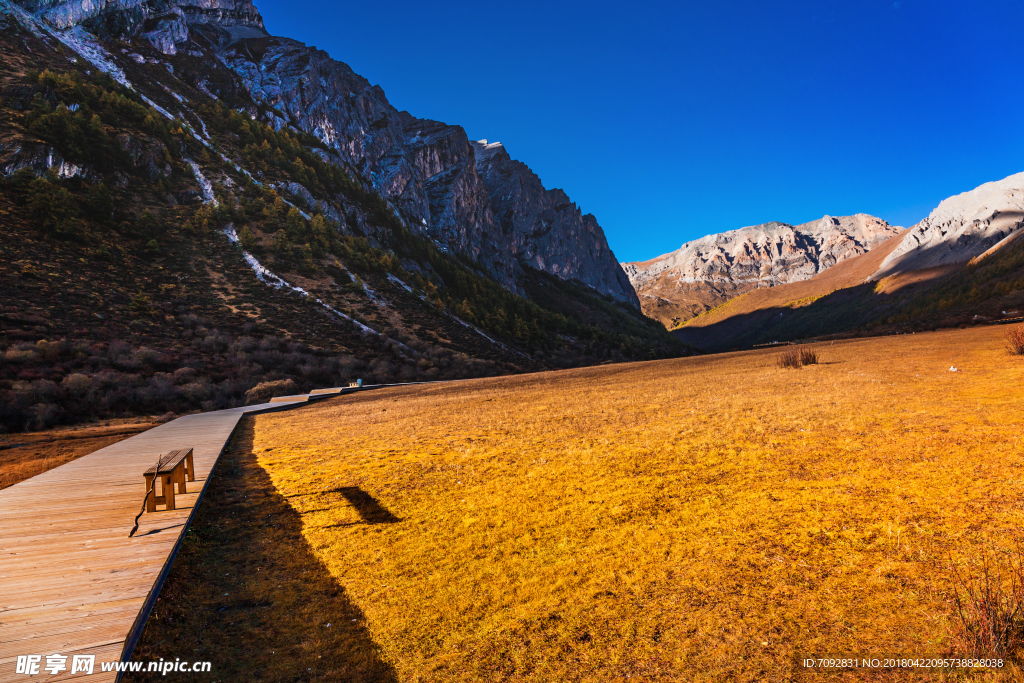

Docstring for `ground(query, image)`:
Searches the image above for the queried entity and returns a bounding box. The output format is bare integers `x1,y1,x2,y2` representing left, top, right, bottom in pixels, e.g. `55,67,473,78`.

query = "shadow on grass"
125,418,399,683
336,487,401,524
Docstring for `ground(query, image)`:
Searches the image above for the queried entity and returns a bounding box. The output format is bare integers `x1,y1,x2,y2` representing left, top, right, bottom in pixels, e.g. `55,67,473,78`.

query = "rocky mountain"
671,172,1024,351
874,171,1024,278
3,0,637,306
0,0,681,431
13,0,264,35
471,139,637,306
622,214,902,328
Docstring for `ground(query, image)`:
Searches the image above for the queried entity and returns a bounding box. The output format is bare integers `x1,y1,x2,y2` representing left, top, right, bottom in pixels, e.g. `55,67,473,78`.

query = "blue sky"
256,0,1024,263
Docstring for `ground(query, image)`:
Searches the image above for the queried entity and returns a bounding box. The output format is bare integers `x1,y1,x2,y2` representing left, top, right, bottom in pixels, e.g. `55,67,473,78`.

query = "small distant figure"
949,366,958,372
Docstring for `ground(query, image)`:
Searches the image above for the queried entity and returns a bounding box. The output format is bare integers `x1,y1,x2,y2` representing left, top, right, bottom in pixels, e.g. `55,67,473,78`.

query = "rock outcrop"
212,35,638,304
873,171,1024,278
471,140,637,305
7,0,639,306
624,214,902,327
18,0,264,32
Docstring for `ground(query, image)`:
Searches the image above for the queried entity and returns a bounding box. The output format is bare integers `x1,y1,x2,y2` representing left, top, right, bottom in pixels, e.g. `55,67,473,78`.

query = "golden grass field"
135,324,1024,682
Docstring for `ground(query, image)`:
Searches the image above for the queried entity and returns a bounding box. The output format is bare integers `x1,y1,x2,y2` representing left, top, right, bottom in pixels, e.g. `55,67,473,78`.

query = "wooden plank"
0,400,313,682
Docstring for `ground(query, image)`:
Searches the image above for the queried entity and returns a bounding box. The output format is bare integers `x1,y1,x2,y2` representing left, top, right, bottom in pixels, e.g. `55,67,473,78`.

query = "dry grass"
777,346,818,369
152,325,1024,681
1006,326,1024,355
0,420,157,489
126,424,398,682
949,548,1024,660
777,347,801,368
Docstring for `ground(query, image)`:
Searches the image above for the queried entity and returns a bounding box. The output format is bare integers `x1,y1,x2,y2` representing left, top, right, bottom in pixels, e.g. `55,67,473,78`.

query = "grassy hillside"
128,325,1024,681
0,22,685,432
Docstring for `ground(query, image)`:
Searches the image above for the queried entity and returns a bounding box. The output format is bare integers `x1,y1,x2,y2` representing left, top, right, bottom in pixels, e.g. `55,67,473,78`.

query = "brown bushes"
948,550,1024,660
777,346,818,368
1006,326,1024,355
777,349,801,368
244,379,298,405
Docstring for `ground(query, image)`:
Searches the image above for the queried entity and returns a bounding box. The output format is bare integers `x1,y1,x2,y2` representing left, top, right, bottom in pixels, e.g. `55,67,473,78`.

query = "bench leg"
163,474,176,511
144,474,157,513
185,451,195,482
175,462,187,495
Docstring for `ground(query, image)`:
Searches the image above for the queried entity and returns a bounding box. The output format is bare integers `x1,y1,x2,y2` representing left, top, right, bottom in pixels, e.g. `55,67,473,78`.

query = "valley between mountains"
2,3,1024,682
1,0,1022,433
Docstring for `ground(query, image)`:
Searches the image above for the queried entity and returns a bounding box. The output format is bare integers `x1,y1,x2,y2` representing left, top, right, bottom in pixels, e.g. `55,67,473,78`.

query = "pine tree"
26,178,81,239
273,230,290,255
129,290,153,315
239,225,257,251
136,210,159,239
285,207,306,239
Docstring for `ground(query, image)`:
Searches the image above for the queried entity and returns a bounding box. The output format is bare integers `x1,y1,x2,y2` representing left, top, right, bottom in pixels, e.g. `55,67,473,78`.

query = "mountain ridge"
5,0,638,306
0,0,682,432
874,171,1024,278
622,213,903,328
670,170,1024,350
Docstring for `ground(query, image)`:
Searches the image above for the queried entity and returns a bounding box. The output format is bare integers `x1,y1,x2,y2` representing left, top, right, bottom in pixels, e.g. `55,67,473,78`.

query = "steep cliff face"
17,0,264,31
471,140,639,307
212,33,637,303
874,171,1024,278
623,214,902,327
8,0,637,305
209,35,521,288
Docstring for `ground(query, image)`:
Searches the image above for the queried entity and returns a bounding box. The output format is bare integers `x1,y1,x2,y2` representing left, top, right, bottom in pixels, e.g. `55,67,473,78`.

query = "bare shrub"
133,347,165,367
179,381,213,403
172,367,197,384
4,346,36,363
799,348,818,366
948,550,1024,659
61,373,93,396
777,348,801,368
28,402,60,430
244,379,298,405
1006,326,1024,356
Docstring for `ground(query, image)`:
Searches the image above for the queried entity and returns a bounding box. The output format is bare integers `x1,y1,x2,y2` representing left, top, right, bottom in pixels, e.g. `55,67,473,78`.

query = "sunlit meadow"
246,326,1024,681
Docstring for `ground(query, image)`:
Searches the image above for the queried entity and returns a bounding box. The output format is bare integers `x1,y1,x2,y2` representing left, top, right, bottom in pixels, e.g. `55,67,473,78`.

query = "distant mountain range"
637,171,1024,350
623,215,902,328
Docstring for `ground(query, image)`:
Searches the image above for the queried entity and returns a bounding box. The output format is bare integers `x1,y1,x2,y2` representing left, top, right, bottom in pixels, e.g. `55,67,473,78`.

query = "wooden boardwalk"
0,400,311,682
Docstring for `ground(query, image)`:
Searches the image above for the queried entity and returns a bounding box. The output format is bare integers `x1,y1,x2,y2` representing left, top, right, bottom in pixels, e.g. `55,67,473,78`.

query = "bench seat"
142,447,195,512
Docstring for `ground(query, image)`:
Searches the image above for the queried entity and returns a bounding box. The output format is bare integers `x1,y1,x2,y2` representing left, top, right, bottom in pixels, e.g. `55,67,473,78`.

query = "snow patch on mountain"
223,225,379,336
186,159,217,206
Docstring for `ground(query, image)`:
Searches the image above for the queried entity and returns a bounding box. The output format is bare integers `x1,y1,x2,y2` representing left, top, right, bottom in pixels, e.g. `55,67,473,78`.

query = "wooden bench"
143,447,195,512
